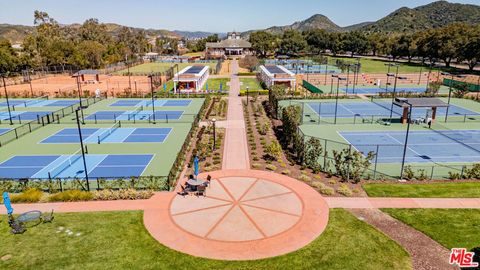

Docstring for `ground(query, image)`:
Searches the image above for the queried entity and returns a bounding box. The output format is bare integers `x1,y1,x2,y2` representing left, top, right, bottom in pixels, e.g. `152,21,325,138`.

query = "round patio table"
187,179,205,186
17,210,42,226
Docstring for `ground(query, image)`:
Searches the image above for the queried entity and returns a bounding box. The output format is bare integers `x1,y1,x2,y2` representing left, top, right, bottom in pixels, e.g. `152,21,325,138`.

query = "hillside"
0,22,180,44
264,14,342,34
0,24,34,44
361,1,480,32
244,1,480,35
173,30,226,39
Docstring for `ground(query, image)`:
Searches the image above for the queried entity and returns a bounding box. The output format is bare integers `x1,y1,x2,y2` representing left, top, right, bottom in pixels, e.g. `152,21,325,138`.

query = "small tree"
239,55,259,72
427,81,441,95
453,84,469,98
305,137,323,173
332,148,375,183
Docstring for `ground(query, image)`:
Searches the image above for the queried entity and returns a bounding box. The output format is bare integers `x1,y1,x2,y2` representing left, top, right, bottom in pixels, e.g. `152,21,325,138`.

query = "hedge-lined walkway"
222,59,250,170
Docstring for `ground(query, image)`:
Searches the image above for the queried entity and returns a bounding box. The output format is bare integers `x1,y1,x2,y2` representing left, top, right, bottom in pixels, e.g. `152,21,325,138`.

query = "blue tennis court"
307,101,479,119
41,127,172,144
110,99,192,107
340,130,480,163
0,154,154,179
0,128,10,135
0,99,79,107
342,86,427,94
85,110,184,121
0,111,53,121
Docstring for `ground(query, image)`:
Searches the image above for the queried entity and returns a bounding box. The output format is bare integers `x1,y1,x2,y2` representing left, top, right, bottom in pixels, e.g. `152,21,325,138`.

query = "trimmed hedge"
239,90,269,96
237,72,257,76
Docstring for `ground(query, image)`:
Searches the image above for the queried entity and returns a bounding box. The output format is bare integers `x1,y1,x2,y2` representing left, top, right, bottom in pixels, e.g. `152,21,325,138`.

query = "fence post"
323,139,328,169
460,166,465,179
430,166,434,180
373,145,379,180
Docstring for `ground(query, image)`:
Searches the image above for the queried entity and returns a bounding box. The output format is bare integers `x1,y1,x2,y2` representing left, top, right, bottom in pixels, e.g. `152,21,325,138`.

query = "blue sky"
1,0,479,32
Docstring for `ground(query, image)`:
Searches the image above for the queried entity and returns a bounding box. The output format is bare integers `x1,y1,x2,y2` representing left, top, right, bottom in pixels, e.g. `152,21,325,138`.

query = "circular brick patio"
143,170,329,260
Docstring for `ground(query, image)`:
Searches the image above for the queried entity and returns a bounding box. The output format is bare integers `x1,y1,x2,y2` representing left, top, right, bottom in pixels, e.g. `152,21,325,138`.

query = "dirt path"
348,209,456,270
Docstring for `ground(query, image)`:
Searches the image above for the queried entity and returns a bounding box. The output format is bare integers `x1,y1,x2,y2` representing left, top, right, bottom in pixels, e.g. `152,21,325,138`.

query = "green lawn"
383,209,480,250
203,78,230,91
240,78,263,91
326,56,440,74
0,209,411,270
363,182,480,198
114,62,218,75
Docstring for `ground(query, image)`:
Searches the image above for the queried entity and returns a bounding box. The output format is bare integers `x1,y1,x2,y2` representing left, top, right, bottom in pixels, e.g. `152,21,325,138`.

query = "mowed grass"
203,78,230,91
0,209,411,270
240,78,263,91
114,62,218,75
363,182,480,198
326,56,438,74
383,209,480,250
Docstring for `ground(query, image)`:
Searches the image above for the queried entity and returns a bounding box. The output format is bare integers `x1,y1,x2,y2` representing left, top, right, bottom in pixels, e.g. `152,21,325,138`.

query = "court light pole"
75,108,90,191
126,54,132,91
400,101,413,180
443,72,463,123
417,66,423,85
75,74,85,124
353,58,360,94
212,118,216,151
324,56,329,85
333,76,346,124
345,64,351,94
2,75,13,125
384,63,396,92
476,75,480,100
389,74,408,122
246,86,249,106
149,74,156,124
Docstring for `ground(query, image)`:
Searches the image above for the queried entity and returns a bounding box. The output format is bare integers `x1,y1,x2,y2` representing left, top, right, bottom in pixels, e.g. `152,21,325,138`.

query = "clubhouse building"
173,65,210,93
259,65,296,89
205,32,254,59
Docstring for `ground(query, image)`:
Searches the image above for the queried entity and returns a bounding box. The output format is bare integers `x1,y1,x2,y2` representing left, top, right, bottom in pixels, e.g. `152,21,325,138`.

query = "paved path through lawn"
326,197,480,209
349,209,456,270
222,60,250,170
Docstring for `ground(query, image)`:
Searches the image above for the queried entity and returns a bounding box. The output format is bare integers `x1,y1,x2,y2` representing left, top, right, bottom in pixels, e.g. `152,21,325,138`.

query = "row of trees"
249,23,480,70
1,11,155,73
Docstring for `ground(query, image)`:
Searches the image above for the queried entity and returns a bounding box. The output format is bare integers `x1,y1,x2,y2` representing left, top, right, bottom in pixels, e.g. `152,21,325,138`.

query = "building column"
431,107,437,122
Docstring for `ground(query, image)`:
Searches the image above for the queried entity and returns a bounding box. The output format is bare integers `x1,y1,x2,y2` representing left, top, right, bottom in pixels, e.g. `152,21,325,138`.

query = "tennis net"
145,99,153,107
128,106,143,120
24,95,49,107
97,121,121,144
49,149,82,178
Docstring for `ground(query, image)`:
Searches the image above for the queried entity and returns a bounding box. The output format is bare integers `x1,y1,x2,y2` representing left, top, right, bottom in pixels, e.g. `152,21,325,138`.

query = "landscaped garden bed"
243,94,364,197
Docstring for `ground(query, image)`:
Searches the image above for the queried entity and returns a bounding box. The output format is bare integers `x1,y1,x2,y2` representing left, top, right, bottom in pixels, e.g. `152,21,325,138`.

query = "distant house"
143,52,159,61
205,32,253,59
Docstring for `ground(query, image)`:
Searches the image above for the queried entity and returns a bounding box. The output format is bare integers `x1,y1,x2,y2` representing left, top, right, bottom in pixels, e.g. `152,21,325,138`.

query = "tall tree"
279,30,307,56
342,31,369,57
249,31,276,57
303,29,330,55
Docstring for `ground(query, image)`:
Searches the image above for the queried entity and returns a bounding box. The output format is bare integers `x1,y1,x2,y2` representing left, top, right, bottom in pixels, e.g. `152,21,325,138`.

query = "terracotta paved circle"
143,169,329,260
170,176,303,242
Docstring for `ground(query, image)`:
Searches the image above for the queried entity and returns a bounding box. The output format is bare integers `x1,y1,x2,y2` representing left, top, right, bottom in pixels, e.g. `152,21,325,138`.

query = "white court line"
386,134,423,157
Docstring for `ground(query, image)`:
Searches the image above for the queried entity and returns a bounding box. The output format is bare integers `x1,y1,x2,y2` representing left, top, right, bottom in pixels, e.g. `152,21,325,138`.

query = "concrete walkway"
3,196,479,215
349,209,455,270
326,197,480,209
222,60,250,170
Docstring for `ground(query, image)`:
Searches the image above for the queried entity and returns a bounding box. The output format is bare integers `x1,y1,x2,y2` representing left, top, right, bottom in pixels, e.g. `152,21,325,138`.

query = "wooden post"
402,107,408,124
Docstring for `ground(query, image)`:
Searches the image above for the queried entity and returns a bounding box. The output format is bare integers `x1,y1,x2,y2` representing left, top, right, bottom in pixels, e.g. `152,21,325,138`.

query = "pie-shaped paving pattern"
170,177,303,242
